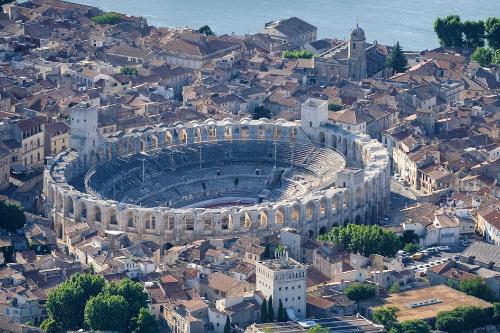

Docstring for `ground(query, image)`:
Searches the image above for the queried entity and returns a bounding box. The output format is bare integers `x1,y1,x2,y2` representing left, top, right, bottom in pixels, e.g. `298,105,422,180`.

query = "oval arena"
43,100,390,247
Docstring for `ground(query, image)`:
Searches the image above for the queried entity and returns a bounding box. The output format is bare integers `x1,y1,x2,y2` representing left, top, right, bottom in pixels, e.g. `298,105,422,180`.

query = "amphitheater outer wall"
43,117,390,246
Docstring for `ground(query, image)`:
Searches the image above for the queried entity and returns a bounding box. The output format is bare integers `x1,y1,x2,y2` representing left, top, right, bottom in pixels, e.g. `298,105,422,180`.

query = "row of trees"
372,306,431,333
454,276,493,301
344,283,377,302
282,50,314,59
434,16,499,49
260,296,288,323
41,273,157,333
0,200,26,232
120,66,139,76
434,16,500,67
317,224,401,257
373,304,500,333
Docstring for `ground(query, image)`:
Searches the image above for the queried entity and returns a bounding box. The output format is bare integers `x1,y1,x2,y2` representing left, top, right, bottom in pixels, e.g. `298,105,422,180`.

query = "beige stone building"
0,144,10,191
14,116,45,171
44,121,69,157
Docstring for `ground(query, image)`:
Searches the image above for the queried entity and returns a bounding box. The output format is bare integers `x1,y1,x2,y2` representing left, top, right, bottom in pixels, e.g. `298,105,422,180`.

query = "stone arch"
240,211,252,229
93,206,102,223
241,126,249,140
331,135,338,149
97,145,106,162
78,201,87,221
208,126,216,141
258,210,268,227
203,214,213,232
107,144,113,160
258,126,266,139
343,190,351,208
126,211,135,228
319,226,328,235
224,126,232,140
306,201,314,221
145,213,155,230
179,128,188,144
194,127,202,143
308,229,314,238
165,131,173,144
274,126,282,141
340,137,348,155
66,196,74,216
220,213,231,230
109,209,117,225
319,132,326,147
140,138,146,152
319,198,327,217
164,214,174,230
291,205,300,223
276,207,285,225
332,194,340,214
183,214,195,231
151,135,159,149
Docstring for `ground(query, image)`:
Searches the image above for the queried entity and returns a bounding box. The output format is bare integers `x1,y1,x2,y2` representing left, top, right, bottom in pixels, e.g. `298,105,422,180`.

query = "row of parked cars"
411,256,460,276
398,245,451,261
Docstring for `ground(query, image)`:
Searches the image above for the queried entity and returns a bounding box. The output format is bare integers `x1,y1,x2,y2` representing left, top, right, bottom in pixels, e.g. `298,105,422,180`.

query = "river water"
70,0,498,50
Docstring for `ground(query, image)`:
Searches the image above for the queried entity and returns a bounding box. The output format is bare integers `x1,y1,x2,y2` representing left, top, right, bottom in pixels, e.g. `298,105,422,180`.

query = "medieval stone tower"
348,25,367,81
69,102,100,168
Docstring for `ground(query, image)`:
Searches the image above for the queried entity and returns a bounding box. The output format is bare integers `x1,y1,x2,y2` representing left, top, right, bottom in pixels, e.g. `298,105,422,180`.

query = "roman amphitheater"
43,99,390,247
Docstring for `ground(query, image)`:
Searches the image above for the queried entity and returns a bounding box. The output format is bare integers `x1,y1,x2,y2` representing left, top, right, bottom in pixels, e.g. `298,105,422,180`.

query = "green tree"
318,224,401,257
91,12,122,25
390,320,430,333
120,66,138,76
40,318,61,333
46,273,105,330
403,242,419,254
252,105,271,120
344,283,376,302
328,103,342,112
433,15,464,47
485,17,500,49
493,49,500,65
387,42,408,74
389,282,400,294
435,314,464,333
268,296,274,322
131,308,158,333
224,316,231,333
372,306,399,329
459,277,492,301
198,25,214,36
282,50,314,59
494,302,500,322
84,293,129,331
400,230,419,246
463,20,485,49
307,325,329,333
277,299,285,322
472,47,494,67
104,278,148,320
260,299,268,323
0,200,26,232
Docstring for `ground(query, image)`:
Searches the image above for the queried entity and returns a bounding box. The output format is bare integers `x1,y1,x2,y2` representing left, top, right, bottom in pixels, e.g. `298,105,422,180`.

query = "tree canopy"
463,20,485,49
260,298,268,322
318,224,401,257
268,296,274,322
387,42,408,74
372,306,399,329
485,18,500,49
459,277,492,301
120,66,138,76
131,308,158,333
46,274,155,332
0,200,26,232
434,15,464,48
282,50,314,59
198,25,214,36
436,306,493,333
252,105,271,120
344,283,376,302
46,273,106,330
389,320,431,333
84,293,129,331
307,325,329,333
91,12,122,25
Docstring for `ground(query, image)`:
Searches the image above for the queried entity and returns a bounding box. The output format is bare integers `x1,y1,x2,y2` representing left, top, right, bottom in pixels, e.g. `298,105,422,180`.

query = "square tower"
255,250,307,319
300,99,328,135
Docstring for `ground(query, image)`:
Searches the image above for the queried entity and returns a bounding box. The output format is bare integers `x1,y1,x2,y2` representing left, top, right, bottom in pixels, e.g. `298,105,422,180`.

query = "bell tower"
348,25,367,81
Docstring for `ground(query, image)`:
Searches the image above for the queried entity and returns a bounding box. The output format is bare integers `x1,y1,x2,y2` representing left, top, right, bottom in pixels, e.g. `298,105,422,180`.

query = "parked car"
437,246,450,251
410,253,423,260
